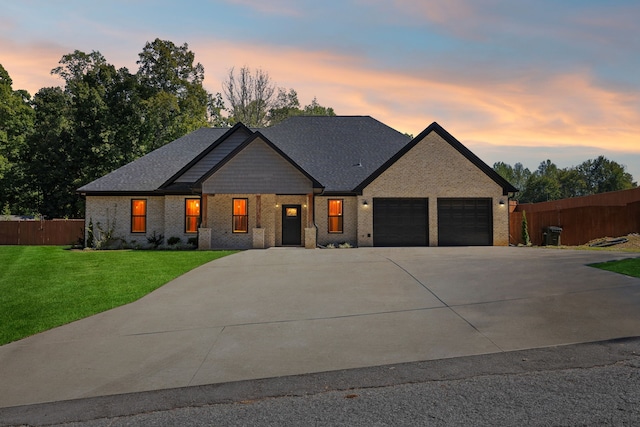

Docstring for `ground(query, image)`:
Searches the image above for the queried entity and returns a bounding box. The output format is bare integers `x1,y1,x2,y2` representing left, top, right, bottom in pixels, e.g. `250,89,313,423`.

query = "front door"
282,205,302,245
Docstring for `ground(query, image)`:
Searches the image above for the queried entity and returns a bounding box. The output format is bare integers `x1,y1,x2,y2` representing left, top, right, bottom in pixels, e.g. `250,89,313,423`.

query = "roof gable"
161,123,253,189
355,122,518,195
202,134,322,194
196,132,324,188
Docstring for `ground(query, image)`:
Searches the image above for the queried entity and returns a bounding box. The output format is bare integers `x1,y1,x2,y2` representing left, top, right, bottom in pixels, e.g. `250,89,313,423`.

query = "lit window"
185,199,200,233
286,207,298,217
131,199,147,233
233,198,248,233
328,199,343,233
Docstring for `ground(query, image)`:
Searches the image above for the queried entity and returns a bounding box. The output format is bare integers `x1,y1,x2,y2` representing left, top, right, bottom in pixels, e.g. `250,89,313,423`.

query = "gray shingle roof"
262,116,410,192
77,128,228,193
78,116,516,196
79,116,410,194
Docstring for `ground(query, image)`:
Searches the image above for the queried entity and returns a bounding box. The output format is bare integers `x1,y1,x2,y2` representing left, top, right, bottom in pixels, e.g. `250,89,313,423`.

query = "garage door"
373,198,428,246
438,198,492,246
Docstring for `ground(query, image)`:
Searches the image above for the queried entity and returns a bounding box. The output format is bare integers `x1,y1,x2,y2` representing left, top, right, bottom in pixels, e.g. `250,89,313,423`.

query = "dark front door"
282,204,302,245
373,198,428,246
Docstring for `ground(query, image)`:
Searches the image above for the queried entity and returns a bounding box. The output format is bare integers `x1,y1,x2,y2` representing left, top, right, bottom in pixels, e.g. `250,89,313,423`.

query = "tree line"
2,37,636,218
493,158,637,203
0,38,334,218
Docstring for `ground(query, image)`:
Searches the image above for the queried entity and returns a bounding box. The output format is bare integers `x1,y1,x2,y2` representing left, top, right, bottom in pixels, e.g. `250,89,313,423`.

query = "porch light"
362,200,369,207
499,199,505,206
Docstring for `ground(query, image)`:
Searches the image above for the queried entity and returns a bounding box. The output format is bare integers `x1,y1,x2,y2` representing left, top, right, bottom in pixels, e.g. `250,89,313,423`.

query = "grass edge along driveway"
0,246,236,346
592,257,640,279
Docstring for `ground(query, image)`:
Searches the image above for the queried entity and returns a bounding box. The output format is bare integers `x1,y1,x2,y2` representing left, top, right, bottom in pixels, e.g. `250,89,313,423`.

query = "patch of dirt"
581,233,640,251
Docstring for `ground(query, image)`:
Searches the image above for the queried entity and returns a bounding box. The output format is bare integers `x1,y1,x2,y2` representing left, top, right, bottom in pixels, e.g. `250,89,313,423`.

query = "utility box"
542,226,563,246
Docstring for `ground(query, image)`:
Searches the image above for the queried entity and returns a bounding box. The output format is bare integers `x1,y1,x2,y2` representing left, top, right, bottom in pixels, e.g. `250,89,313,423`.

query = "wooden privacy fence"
0,219,85,245
510,187,640,246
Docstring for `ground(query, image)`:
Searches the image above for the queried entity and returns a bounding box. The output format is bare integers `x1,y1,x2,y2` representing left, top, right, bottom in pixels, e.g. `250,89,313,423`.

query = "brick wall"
85,195,204,247
163,195,200,244
314,196,358,246
204,193,309,249
208,194,254,249
359,132,509,246
85,195,166,247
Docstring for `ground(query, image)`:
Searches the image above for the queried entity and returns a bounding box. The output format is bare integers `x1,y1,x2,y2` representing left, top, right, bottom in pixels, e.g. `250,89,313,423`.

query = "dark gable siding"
175,129,252,183
202,139,313,194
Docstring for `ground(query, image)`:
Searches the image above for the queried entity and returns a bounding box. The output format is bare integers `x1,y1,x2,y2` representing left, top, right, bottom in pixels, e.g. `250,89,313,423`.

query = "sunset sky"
2,0,639,181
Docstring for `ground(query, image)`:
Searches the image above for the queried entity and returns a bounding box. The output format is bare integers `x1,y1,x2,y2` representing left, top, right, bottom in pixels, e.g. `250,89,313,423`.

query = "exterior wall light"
363,200,369,207
499,199,505,206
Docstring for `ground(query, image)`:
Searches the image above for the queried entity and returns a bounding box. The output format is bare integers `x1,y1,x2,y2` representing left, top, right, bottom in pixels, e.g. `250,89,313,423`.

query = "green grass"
0,246,237,345
592,257,640,278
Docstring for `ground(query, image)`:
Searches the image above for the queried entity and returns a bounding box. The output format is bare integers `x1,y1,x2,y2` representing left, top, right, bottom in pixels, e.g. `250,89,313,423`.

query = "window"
328,199,343,233
131,199,147,233
286,207,298,217
232,198,248,233
185,199,200,233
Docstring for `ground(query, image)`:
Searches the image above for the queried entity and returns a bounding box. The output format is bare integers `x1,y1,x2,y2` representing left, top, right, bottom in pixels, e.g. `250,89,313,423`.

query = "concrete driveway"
1,247,639,408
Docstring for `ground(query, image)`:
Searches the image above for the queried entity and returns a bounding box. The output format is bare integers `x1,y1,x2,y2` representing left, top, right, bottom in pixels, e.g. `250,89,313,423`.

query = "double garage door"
373,198,492,246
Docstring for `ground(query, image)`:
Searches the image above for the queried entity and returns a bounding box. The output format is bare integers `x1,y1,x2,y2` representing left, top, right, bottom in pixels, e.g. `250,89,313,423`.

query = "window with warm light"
131,199,147,233
185,199,200,233
328,199,343,233
232,198,248,233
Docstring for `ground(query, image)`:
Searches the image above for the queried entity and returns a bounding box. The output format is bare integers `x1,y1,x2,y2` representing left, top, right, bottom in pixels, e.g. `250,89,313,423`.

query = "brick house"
78,116,517,249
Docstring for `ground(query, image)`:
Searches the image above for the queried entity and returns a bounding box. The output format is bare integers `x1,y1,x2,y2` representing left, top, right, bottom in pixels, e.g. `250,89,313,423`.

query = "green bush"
167,236,181,246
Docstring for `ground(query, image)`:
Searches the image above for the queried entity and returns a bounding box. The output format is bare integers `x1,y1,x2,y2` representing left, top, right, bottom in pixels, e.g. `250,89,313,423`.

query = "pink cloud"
192,38,640,155
2,33,638,162
0,39,66,94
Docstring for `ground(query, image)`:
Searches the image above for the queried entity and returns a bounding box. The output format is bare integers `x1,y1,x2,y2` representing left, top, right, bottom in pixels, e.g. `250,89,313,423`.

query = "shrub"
167,236,181,246
521,210,531,246
147,231,165,249
86,218,94,248
94,219,119,250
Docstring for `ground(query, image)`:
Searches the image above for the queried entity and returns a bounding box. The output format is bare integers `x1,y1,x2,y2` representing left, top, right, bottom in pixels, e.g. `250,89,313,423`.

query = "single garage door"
438,198,492,246
373,198,428,246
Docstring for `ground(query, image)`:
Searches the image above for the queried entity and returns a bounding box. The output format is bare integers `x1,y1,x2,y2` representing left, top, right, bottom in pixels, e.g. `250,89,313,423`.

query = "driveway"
1,247,639,408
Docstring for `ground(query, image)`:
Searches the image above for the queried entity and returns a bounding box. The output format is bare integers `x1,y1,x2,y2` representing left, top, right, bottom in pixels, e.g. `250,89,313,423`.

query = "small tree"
521,210,531,246
86,218,94,248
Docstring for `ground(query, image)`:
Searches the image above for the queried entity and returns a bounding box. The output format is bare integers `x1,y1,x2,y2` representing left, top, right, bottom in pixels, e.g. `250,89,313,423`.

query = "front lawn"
592,257,640,278
0,246,236,345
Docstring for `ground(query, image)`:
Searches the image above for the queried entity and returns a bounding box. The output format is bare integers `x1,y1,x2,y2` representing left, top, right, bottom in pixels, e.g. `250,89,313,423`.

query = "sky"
2,0,639,182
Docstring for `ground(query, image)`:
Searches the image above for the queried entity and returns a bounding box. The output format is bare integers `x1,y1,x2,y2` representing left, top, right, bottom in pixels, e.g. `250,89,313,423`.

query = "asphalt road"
4,337,640,426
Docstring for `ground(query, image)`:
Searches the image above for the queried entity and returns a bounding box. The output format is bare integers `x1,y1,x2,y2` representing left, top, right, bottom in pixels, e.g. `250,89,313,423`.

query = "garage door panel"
374,198,428,247
438,198,492,246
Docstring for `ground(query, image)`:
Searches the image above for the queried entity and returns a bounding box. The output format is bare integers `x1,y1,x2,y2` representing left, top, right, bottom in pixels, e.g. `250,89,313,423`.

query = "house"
78,116,517,249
